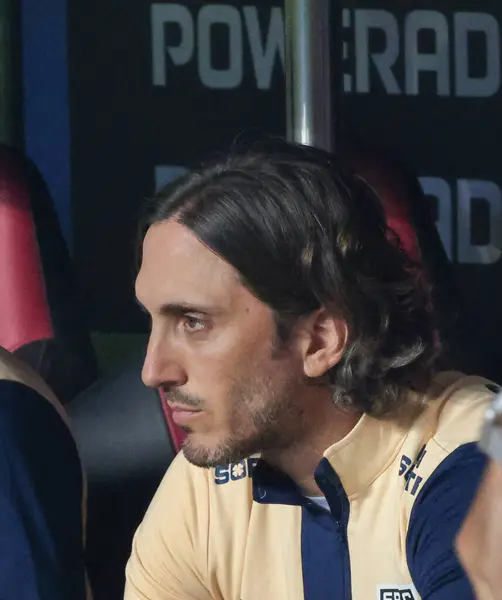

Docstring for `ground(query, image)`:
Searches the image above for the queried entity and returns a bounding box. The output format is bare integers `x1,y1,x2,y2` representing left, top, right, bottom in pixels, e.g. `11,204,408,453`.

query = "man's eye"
183,316,205,333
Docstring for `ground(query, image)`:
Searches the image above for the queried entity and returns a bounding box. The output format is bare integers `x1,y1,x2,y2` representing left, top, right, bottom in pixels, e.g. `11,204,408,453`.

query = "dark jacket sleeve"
0,380,86,600
406,442,487,600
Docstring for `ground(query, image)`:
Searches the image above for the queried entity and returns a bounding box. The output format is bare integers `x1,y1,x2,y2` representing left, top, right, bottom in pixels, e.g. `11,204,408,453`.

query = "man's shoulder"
388,372,492,501
0,346,50,394
396,371,494,516
400,374,496,595
0,347,79,458
425,370,496,455
0,346,69,424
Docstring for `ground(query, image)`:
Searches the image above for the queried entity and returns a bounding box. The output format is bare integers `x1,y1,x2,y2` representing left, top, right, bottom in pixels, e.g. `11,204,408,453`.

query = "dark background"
67,1,502,376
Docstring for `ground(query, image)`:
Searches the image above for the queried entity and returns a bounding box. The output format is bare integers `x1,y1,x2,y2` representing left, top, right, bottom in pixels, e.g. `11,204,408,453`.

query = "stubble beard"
181,371,306,469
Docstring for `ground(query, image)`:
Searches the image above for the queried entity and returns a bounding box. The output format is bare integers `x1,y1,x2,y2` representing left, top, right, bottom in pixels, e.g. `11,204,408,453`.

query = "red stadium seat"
350,148,474,373
0,145,98,403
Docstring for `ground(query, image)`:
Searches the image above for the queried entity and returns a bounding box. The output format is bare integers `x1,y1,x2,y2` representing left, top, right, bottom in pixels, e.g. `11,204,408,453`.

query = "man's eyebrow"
135,298,223,316
159,302,222,316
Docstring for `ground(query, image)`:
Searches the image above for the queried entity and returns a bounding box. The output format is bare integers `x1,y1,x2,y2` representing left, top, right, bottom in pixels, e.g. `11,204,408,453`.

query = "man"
126,140,493,600
0,345,88,599
456,392,502,599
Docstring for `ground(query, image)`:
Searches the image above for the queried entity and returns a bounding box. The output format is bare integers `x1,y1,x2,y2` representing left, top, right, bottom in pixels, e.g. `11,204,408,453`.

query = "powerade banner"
68,2,501,378
68,0,285,334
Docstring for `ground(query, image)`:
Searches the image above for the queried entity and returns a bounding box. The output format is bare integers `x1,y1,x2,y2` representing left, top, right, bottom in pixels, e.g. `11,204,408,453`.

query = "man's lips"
169,404,201,413
169,405,203,426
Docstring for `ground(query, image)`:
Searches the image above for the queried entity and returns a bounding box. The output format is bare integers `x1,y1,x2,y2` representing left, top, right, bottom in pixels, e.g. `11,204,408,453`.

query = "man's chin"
181,435,250,469
181,445,227,469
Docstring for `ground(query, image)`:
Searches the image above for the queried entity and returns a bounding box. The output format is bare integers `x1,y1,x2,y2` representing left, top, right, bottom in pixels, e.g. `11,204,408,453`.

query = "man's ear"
297,308,348,379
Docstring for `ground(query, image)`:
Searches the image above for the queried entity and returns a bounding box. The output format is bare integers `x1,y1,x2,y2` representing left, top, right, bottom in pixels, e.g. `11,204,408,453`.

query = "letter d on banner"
455,13,500,98
457,179,502,264
419,177,453,261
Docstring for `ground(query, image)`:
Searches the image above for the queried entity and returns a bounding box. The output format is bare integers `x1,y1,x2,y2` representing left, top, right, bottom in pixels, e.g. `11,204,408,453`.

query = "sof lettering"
151,3,284,89
214,457,259,485
399,445,427,496
342,9,501,97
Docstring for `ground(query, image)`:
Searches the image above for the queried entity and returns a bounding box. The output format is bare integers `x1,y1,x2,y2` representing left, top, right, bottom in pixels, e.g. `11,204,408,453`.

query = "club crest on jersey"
377,584,418,600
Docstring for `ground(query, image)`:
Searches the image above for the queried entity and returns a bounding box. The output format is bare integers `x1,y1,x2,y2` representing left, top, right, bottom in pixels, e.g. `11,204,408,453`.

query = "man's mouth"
169,405,203,426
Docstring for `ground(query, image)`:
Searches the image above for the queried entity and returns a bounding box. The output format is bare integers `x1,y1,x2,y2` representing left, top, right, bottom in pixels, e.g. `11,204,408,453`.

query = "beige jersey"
126,372,494,600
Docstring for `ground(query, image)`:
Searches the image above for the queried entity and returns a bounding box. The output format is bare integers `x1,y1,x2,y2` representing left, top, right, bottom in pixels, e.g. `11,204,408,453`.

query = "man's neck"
264,390,362,496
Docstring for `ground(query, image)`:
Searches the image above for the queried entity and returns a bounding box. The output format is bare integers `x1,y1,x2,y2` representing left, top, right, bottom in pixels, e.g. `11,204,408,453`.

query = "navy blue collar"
251,457,347,516
251,459,301,506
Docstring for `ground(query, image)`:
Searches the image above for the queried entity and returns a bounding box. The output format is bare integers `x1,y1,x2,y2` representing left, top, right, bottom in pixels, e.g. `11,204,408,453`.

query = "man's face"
135,220,309,468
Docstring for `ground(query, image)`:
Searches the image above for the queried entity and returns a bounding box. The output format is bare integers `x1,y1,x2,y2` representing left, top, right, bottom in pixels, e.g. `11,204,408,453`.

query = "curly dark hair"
141,138,439,419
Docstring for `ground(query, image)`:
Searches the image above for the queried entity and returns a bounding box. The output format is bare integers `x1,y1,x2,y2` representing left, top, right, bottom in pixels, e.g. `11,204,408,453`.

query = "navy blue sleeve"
406,442,487,600
0,380,86,600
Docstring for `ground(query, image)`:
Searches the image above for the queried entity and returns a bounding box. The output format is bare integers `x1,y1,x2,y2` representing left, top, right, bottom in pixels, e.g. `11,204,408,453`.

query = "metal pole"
285,0,335,153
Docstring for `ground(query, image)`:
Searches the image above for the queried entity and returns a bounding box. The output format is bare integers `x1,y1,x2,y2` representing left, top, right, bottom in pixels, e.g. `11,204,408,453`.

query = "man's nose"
141,335,187,389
